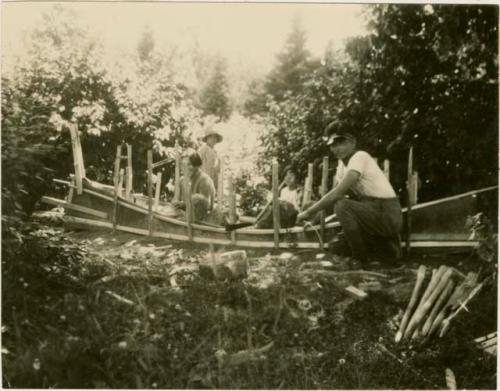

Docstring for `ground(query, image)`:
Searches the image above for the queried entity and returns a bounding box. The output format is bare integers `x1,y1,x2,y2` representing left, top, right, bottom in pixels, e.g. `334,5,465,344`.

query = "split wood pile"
395,265,485,342
474,332,497,356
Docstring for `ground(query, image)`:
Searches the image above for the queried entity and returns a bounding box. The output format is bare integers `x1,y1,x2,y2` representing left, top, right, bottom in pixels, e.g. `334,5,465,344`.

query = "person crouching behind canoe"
296,124,403,264
175,152,216,221
280,166,303,211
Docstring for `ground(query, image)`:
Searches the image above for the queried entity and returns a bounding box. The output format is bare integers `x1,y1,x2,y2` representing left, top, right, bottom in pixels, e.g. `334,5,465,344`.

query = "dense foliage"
254,4,498,202
1,6,202,220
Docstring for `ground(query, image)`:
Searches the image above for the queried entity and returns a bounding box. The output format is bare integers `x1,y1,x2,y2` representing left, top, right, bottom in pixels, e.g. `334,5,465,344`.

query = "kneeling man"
297,124,402,263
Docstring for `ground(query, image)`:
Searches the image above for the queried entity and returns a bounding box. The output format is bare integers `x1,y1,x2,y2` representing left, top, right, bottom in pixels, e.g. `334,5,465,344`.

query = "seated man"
175,152,216,221
297,123,403,264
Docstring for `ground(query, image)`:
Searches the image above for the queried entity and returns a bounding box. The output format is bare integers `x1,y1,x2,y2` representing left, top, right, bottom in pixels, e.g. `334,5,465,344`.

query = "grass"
1,224,497,389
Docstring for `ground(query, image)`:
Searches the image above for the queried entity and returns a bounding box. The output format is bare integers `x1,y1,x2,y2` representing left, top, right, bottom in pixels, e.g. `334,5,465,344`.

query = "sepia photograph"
1,1,498,389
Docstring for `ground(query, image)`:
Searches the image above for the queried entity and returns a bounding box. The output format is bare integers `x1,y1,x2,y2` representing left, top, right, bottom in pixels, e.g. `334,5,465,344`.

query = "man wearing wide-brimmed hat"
198,125,223,189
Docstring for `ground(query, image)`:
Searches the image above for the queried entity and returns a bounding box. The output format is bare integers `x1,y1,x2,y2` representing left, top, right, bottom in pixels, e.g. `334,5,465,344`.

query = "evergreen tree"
265,15,320,103
137,29,155,62
199,57,233,122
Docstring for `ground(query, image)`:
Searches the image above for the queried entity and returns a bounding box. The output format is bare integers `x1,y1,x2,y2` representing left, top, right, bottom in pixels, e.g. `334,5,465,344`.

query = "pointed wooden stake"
174,143,181,202
302,163,314,205
406,146,414,255
68,124,84,195
228,175,237,244
320,156,329,250
217,156,225,213
125,144,133,200
112,145,122,231
183,159,193,240
272,159,280,248
147,150,154,236
154,171,162,210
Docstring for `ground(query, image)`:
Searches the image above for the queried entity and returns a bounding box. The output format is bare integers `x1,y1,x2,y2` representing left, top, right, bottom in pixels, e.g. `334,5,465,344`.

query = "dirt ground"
3,224,497,389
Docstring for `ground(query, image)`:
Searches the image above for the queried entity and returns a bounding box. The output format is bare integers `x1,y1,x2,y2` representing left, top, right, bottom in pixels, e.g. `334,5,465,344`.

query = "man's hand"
296,210,310,224
173,201,186,210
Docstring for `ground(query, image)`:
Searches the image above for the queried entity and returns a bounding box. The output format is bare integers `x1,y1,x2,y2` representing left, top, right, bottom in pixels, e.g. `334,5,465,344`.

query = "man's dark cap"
323,122,356,146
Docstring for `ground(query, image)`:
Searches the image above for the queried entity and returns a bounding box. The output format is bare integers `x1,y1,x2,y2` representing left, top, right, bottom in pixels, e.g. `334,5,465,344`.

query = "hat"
323,133,356,146
323,122,355,146
202,126,223,143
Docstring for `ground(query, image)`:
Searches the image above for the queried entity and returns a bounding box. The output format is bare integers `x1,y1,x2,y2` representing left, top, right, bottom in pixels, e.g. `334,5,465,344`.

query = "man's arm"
297,170,360,222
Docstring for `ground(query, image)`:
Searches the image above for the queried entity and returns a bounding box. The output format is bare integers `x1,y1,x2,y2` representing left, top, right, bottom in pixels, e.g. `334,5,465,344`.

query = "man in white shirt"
297,124,402,264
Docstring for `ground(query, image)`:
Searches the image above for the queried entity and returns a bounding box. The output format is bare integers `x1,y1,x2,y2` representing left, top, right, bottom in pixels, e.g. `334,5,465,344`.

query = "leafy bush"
233,170,268,216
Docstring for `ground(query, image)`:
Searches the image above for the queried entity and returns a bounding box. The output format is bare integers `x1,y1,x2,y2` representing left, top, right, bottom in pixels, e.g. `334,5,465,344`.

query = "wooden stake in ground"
174,143,181,202
272,159,280,248
395,265,426,343
183,159,193,240
112,145,122,231
154,171,162,210
69,123,85,195
320,156,329,250
302,163,314,206
405,146,414,255
228,175,237,244
147,150,154,236
125,144,133,200
217,156,224,213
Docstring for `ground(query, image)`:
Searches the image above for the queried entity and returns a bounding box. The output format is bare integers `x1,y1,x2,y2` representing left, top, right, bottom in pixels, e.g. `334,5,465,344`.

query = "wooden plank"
320,156,329,250
182,159,193,240
68,124,83,195
41,196,108,219
384,159,390,179
112,145,122,231
147,150,154,236
118,168,125,198
217,156,224,213
174,145,181,202
406,146,413,255
66,174,75,203
302,163,314,205
154,171,162,209
228,175,237,244
125,144,133,200
409,171,418,205
74,125,86,178
272,159,280,248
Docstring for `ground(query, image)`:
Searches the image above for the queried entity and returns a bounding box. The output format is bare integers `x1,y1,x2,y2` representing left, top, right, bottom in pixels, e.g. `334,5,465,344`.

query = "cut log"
404,266,452,340
421,278,455,337
395,265,426,343
199,250,248,281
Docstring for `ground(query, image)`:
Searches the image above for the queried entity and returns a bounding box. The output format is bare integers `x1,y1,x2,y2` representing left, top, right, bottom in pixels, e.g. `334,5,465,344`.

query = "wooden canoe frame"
42,125,497,252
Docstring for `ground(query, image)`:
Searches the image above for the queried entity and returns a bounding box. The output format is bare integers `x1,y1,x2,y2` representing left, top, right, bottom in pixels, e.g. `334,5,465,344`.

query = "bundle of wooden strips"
474,332,496,356
395,265,483,342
